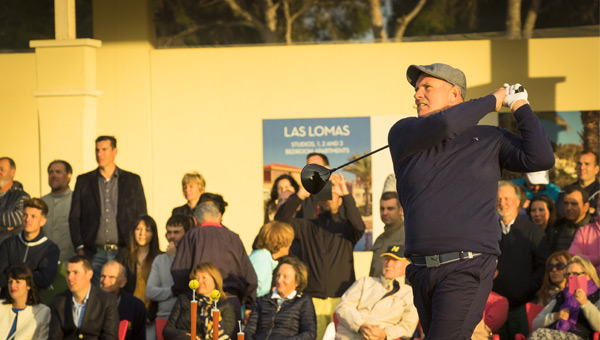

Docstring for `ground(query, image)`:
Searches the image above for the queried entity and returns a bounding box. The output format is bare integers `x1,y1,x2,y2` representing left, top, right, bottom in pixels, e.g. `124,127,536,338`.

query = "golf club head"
301,164,332,194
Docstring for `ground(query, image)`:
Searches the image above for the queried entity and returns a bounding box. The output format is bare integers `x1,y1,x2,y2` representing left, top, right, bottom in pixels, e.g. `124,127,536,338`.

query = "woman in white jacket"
0,266,50,340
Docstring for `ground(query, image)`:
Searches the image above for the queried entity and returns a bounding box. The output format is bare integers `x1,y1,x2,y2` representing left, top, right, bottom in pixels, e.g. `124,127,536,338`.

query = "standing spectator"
275,173,365,339
0,157,30,244
369,192,404,277
0,266,50,340
164,262,235,340
551,187,592,252
117,215,162,328
69,135,147,285
48,255,119,339
494,181,549,339
336,244,418,340
42,160,75,263
527,195,557,235
569,199,600,273
171,172,206,219
0,198,59,291
171,203,257,324
244,256,316,340
537,250,572,307
100,261,147,340
249,221,294,297
146,214,192,321
556,150,600,218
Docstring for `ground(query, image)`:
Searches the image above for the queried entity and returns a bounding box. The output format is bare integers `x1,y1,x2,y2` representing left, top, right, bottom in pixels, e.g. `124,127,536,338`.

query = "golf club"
300,145,389,194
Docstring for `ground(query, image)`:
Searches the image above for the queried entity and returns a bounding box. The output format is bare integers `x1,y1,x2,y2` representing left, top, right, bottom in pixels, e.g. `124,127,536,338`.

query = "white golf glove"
502,83,529,110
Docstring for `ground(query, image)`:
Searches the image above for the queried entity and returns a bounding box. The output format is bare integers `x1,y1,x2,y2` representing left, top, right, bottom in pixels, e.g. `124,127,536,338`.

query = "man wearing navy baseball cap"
336,244,418,340
388,63,554,339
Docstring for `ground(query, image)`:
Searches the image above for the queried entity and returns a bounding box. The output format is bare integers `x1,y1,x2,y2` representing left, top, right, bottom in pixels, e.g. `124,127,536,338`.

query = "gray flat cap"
407,63,467,100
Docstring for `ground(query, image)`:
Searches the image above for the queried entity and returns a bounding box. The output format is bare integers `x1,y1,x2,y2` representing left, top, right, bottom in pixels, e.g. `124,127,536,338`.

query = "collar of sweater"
18,231,48,246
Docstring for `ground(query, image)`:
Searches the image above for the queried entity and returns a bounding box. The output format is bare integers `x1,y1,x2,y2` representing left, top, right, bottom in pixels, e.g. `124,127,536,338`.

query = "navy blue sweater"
388,95,555,256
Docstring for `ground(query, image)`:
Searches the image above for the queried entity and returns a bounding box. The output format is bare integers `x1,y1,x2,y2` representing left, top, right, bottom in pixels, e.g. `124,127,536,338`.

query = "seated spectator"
163,262,235,340
550,187,593,252
569,199,600,274
249,221,294,297
172,171,206,219
146,214,193,321
0,266,50,340
335,244,418,340
530,256,600,340
494,181,549,339
244,256,316,340
264,175,299,223
513,170,560,207
0,198,59,291
0,157,30,244
48,255,119,339
117,215,162,317
171,202,257,324
537,250,573,307
100,261,146,340
527,194,557,235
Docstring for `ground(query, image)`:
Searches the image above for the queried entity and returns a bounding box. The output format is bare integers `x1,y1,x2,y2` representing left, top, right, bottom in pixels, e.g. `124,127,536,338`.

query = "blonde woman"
164,263,235,340
530,256,600,340
249,221,295,297
172,171,206,218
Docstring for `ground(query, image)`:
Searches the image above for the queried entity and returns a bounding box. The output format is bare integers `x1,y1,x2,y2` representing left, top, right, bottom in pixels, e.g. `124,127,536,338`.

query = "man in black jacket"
49,255,119,340
275,173,365,340
69,136,147,285
493,181,548,339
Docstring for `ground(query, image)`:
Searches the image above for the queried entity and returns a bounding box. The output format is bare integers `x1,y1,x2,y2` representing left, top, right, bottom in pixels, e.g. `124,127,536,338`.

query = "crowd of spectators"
0,137,598,340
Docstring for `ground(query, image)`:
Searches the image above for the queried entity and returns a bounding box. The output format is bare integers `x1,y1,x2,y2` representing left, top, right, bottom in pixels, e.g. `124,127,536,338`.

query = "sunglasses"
547,262,567,271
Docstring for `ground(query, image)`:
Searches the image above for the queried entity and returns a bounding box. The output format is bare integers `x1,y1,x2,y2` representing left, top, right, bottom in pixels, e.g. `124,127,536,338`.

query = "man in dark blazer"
49,255,119,340
69,135,147,285
493,181,549,340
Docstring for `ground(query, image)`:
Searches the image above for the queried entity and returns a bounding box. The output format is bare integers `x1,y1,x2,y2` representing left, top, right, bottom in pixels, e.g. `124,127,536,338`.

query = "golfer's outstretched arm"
389,94,497,163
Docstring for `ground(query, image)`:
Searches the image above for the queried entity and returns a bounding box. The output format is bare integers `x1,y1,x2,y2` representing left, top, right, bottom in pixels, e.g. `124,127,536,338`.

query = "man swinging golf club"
388,63,554,339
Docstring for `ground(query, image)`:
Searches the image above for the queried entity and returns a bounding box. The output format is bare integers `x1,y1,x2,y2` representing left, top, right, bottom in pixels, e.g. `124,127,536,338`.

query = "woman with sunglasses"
537,250,573,306
530,256,600,340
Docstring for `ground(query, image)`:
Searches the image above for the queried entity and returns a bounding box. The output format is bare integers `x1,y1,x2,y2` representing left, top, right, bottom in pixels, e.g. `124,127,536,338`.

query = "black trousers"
406,253,497,340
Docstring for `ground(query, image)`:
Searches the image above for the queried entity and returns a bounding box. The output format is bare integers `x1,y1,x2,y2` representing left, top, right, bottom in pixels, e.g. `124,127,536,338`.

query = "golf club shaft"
330,145,389,173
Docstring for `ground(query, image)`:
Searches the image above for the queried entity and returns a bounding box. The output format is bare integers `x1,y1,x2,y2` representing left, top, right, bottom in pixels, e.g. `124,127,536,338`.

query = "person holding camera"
275,173,365,340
